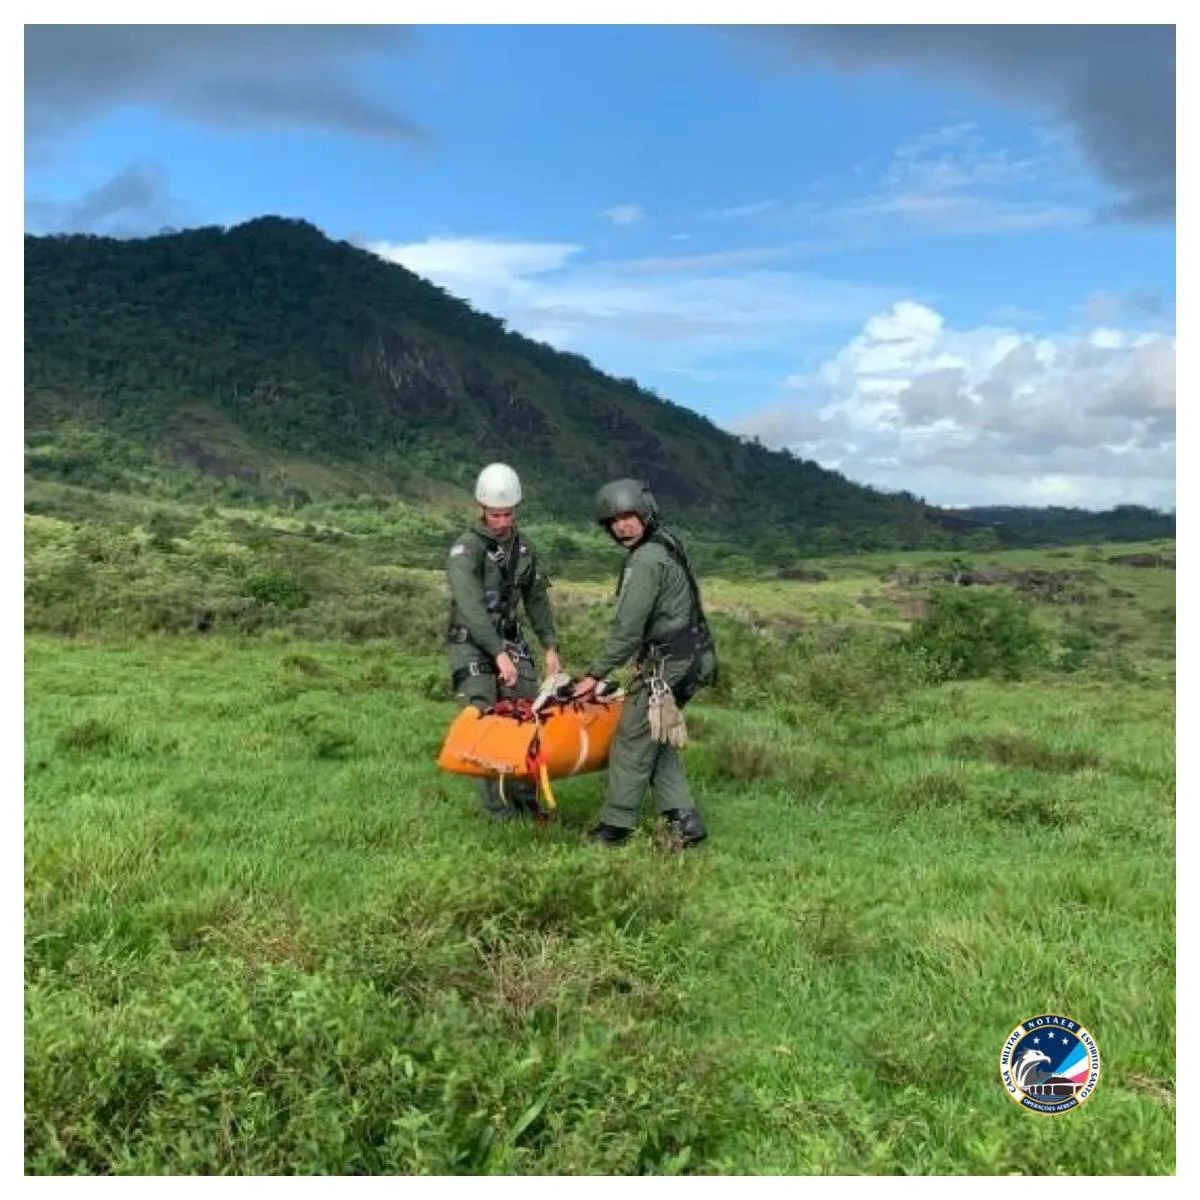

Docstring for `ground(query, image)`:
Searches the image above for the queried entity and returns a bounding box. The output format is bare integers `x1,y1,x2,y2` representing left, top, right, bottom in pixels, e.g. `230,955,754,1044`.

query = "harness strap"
446,530,529,642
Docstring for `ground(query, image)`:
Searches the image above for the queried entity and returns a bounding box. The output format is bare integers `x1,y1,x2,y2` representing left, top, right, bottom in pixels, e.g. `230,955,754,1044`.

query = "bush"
904,585,1045,681
146,510,197,551
241,571,310,611
1054,623,1102,673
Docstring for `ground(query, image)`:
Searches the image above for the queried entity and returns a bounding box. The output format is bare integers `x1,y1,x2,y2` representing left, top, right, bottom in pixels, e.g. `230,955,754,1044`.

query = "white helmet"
474,462,522,507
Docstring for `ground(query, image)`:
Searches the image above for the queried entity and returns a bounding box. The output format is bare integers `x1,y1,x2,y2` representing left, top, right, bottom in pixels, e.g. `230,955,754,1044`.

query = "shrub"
241,571,310,611
904,586,1045,681
1054,623,1102,673
145,510,196,551
795,630,934,713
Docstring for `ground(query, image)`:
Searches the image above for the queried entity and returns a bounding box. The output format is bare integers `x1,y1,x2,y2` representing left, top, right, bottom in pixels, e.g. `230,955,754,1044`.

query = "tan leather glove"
648,685,688,748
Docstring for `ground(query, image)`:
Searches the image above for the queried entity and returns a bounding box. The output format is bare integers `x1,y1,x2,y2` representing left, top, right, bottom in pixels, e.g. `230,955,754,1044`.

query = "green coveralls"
584,538,706,831
445,522,558,819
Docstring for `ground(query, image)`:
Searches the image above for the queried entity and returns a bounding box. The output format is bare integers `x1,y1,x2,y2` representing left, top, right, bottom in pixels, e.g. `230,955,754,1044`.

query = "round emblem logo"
1000,1013,1100,1114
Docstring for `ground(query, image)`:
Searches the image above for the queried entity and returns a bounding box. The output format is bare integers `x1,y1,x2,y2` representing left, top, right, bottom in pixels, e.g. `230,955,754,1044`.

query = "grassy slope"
24,541,1175,1174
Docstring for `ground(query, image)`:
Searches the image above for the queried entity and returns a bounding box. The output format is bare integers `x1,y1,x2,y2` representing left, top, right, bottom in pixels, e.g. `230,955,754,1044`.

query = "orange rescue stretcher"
436,683,624,818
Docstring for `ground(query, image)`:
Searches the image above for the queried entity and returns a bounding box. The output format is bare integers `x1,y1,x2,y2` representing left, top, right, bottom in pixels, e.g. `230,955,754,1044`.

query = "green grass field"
24,528,1176,1174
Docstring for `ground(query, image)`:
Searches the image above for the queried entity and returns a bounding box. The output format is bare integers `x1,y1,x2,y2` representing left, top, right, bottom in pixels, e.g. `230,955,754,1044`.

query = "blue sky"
23,22,1177,509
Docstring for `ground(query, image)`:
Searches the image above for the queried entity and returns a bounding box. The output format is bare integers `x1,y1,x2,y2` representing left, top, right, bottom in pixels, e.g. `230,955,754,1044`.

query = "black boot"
589,822,632,846
663,809,707,847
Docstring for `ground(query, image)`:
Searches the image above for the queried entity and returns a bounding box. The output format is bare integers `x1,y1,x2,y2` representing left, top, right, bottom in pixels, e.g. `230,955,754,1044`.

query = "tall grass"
25,626,1174,1173
24,493,1175,1173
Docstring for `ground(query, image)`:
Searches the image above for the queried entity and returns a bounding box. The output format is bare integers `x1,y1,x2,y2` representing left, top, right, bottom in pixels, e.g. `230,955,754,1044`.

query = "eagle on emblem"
1014,1048,1054,1089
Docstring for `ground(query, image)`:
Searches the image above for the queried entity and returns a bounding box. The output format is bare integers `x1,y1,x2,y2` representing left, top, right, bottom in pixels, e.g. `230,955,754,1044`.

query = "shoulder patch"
449,543,468,558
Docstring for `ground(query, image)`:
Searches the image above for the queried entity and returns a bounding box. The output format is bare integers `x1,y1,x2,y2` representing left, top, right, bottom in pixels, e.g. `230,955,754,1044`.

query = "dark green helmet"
594,478,658,526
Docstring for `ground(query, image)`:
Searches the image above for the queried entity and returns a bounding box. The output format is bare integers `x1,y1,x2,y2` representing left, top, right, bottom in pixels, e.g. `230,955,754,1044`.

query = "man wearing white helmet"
445,463,562,820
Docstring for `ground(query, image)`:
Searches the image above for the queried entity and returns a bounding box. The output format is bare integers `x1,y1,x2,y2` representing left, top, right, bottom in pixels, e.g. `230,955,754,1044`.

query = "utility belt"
447,618,522,645
638,624,713,707
448,623,533,693
640,624,711,665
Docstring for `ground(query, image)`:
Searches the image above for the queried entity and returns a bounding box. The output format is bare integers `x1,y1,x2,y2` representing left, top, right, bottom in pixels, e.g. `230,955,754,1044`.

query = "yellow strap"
537,763,558,812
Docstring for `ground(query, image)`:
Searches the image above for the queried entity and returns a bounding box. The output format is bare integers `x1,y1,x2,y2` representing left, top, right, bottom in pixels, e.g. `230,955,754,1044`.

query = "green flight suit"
584,536,711,831
445,522,558,819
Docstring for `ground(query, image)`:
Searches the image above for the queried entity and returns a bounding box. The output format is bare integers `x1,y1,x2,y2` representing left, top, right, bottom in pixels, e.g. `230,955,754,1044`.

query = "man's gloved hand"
532,671,573,714
495,651,518,687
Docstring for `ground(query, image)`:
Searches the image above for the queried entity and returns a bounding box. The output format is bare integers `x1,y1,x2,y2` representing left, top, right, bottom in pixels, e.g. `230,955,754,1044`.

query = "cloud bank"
25,25,425,156
739,25,1175,223
736,300,1175,509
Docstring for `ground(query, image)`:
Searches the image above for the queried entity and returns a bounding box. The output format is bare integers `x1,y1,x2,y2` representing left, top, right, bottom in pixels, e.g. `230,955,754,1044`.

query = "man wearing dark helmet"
572,478,717,847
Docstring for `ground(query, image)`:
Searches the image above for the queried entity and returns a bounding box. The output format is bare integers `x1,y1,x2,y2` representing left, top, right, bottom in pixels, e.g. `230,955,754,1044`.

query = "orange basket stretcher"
435,685,624,817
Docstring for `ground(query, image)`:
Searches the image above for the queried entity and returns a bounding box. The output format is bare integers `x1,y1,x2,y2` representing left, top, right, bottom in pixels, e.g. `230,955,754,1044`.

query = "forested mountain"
24,216,1174,552
953,505,1175,545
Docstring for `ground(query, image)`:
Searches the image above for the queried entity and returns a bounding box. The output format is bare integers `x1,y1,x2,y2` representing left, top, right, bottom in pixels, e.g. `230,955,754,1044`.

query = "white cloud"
370,236,582,289
367,235,903,362
990,304,1042,325
614,245,800,274
601,204,645,226
805,122,1090,240
1083,287,1169,324
702,199,777,220
888,123,1046,190
735,300,1176,509
1088,327,1125,350
655,366,722,383
852,191,1082,235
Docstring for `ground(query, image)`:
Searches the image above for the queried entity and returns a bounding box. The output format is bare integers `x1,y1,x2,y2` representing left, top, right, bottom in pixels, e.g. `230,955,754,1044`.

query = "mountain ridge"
23,216,1174,552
